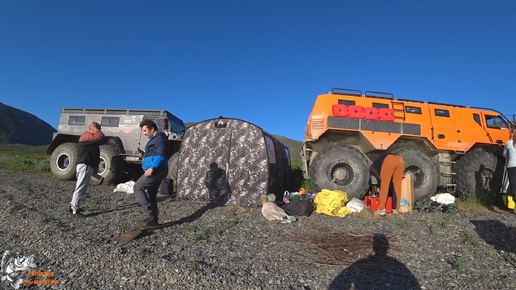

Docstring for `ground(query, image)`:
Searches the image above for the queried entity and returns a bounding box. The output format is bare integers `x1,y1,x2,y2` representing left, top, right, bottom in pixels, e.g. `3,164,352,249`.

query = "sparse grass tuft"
463,230,480,247
456,192,497,212
429,217,449,234
182,220,231,242
396,219,410,228
428,224,436,235
438,217,449,228
352,208,374,218
449,256,467,273
458,190,498,205
182,225,209,241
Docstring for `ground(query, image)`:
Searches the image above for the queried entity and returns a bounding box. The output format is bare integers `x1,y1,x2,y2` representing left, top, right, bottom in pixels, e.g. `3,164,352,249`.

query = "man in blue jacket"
134,119,168,227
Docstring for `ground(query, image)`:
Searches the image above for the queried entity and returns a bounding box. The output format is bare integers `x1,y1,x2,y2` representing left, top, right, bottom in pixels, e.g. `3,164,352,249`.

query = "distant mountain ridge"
0,106,303,161
0,103,56,146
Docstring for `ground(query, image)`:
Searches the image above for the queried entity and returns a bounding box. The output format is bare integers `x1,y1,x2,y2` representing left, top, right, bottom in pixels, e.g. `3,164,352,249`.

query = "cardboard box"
399,172,415,213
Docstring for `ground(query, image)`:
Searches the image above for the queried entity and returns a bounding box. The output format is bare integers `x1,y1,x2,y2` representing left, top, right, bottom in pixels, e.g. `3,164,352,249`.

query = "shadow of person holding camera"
329,234,420,290
204,162,231,205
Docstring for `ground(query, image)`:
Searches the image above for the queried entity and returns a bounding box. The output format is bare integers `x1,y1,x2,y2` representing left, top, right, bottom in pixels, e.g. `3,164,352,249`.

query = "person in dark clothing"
133,119,168,227
69,122,104,215
370,153,405,216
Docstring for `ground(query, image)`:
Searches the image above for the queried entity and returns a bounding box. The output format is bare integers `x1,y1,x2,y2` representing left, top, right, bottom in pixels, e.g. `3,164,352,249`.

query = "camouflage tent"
176,117,291,207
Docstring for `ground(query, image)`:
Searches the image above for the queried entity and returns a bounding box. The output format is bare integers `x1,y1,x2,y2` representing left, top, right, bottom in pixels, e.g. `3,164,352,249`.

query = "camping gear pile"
414,192,459,214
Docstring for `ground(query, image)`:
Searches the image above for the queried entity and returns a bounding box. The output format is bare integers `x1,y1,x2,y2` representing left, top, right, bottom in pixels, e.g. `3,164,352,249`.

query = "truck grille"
311,116,325,138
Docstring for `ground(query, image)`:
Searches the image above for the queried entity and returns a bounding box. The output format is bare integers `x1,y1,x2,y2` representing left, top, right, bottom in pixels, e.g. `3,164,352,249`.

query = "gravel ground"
1,169,516,290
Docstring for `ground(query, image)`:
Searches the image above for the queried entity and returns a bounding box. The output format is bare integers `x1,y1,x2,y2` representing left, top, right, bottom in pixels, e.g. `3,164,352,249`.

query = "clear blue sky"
1,1,516,141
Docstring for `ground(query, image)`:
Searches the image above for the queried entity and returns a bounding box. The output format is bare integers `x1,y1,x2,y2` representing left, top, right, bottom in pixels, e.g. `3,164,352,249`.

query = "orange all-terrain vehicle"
301,88,515,200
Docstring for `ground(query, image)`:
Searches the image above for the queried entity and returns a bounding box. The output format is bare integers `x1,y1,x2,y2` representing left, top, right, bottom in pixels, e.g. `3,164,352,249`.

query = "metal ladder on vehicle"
391,100,406,121
439,154,456,193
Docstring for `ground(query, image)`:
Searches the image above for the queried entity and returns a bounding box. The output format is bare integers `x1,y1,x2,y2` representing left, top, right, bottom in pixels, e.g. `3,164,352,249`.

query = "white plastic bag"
113,181,135,194
430,193,455,205
346,197,365,213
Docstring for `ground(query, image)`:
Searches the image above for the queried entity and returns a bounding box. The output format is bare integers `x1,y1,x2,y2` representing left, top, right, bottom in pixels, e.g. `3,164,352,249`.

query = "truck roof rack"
329,88,506,119
61,108,170,116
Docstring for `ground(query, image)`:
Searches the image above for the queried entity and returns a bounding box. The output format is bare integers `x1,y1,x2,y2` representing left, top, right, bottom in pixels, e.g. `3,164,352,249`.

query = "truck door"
482,113,511,145
427,105,461,150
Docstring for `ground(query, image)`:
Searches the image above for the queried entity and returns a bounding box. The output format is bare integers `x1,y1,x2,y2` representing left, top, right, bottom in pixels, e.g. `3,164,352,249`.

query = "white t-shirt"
503,140,516,168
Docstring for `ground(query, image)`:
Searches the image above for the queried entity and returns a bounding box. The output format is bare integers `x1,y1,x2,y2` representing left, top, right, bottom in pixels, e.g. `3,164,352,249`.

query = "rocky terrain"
1,169,516,289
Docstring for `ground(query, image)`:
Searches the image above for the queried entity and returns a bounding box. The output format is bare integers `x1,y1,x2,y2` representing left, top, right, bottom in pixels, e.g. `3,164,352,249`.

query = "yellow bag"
314,189,353,217
502,195,515,209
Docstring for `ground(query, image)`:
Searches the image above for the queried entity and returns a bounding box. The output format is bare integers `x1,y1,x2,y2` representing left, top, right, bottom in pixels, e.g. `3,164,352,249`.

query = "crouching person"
134,119,168,227
370,153,405,216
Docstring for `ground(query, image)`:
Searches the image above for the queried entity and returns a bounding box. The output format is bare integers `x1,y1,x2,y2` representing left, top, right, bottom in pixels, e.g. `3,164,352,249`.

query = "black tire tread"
49,142,78,181
99,145,125,184
455,148,502,198
309,144,370,199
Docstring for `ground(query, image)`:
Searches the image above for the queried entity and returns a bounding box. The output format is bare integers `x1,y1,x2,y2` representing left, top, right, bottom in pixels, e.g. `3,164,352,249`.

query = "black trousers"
508,167,516,200
133,167,168,217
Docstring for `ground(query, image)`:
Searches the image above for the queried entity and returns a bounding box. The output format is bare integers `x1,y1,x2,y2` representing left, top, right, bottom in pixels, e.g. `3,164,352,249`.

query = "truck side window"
338,100,355,105
473,114,481,126
101,117,120,127
167,114,186,134
405,106,422,114
68,116,85,126
372,102,389,108
434,109,450,117
485,115,508,129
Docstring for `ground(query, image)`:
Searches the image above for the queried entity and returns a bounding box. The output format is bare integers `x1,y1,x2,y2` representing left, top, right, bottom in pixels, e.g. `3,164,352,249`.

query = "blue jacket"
142,131,168,171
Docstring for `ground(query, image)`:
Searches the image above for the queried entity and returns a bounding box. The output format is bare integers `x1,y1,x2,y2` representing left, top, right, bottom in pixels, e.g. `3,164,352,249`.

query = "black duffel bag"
281,195,315,217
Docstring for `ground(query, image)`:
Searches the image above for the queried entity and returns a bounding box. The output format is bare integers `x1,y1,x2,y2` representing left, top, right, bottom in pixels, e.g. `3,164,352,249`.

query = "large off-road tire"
455,148,504,198
166,152,179,181
309,144,370,199
390,147,438,200
49,142,78,181
159,152,179,195
98,145,125,185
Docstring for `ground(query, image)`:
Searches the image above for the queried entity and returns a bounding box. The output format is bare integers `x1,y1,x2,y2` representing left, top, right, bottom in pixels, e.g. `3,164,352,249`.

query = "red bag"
364,196,392,213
